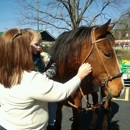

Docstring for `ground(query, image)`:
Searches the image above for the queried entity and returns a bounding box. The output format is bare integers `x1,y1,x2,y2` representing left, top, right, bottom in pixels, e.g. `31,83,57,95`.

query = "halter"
68,28,123,111
91,29,123,100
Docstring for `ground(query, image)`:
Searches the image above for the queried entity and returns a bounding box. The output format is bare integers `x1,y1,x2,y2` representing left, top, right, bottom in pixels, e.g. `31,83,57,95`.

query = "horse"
49,19,124,130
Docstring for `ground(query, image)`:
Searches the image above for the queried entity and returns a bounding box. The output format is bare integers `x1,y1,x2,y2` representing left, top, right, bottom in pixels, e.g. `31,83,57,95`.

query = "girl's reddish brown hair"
0,28,34,88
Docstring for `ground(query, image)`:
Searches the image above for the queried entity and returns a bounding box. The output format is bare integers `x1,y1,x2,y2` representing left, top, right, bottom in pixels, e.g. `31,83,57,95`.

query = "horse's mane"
49,26,93,64
49,26,115,64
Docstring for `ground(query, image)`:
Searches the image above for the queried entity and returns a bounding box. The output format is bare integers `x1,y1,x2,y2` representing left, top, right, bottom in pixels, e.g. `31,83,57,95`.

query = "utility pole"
36,0,40,30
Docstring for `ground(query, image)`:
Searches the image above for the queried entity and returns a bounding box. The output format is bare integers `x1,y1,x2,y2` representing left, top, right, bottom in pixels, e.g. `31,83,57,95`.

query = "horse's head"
84,19,124,98
50,19,124,98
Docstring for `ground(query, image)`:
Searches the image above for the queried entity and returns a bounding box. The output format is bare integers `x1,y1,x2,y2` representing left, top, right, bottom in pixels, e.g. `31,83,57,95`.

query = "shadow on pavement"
70,101,120,130
108,101,119,130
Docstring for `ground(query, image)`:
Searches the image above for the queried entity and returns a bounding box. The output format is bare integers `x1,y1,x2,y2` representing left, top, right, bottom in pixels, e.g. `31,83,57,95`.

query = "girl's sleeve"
29,73,81,102
45,63,57,78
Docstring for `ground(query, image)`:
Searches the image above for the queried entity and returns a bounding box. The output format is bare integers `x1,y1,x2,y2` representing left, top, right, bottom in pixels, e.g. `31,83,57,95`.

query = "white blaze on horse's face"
102,49,125,98
91,19,125,98
106,51,125,98
116,56,125,96
107,76,124,98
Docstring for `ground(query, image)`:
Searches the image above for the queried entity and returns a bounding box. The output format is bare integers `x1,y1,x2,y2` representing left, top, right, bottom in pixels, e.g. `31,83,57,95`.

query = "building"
37,29,56,46
0,29,56,46
114,40,130,49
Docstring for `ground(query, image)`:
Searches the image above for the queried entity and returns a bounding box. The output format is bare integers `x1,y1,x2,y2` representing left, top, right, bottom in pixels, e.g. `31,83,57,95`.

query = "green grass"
115,49,130,63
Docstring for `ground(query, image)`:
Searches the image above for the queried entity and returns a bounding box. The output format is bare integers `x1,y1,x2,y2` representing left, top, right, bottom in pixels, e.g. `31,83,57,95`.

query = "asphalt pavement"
60,86,130,130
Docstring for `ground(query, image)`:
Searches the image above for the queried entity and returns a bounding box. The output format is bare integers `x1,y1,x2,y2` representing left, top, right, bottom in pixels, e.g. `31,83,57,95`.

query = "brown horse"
49,19,124,130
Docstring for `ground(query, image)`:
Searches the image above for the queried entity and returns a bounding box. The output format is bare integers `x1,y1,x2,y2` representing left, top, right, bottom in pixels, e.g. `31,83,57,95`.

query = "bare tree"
15,0,130,35
115,13,130,30
113,12,130,40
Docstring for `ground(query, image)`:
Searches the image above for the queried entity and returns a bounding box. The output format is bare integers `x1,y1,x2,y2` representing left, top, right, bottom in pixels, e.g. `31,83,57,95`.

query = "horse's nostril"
114,94,120,98
113,88,124,98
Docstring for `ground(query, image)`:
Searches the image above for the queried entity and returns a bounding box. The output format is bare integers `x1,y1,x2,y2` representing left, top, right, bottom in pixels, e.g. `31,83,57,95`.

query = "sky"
0,1,29,31
0,0,59,37
0,0,41,33
0,0,130,38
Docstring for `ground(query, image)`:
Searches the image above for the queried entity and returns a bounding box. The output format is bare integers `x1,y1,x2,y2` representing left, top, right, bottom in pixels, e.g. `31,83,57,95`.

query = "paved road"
60,86,130,130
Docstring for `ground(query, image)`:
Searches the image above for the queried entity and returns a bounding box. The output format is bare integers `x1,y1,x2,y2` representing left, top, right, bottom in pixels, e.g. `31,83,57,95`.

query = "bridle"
91,29,123,100
68,28,123,111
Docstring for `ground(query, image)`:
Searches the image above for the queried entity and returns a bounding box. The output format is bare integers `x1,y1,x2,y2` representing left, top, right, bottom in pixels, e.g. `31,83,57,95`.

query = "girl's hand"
77,63,92,80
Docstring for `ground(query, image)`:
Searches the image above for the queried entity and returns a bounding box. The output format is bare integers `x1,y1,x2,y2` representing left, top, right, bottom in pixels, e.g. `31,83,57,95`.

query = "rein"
68,29,123,111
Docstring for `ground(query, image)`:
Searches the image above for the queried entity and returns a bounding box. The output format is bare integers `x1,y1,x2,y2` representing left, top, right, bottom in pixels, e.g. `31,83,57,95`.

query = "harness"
68,29,123,111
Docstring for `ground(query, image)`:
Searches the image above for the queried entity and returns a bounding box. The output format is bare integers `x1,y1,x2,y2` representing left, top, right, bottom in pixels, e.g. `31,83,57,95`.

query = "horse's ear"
107,23,115,31
94,19,111,39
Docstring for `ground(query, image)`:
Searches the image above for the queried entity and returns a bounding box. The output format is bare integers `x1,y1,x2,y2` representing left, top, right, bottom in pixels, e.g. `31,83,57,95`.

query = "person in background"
40,51,57,130
0,28,92,130
26,28,57,130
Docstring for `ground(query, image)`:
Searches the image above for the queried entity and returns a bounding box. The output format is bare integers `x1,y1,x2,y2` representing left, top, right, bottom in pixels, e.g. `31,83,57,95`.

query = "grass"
114,49,130,63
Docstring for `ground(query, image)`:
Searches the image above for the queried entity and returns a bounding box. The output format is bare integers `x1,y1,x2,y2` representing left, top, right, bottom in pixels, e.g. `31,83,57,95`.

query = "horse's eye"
104,52,112,58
